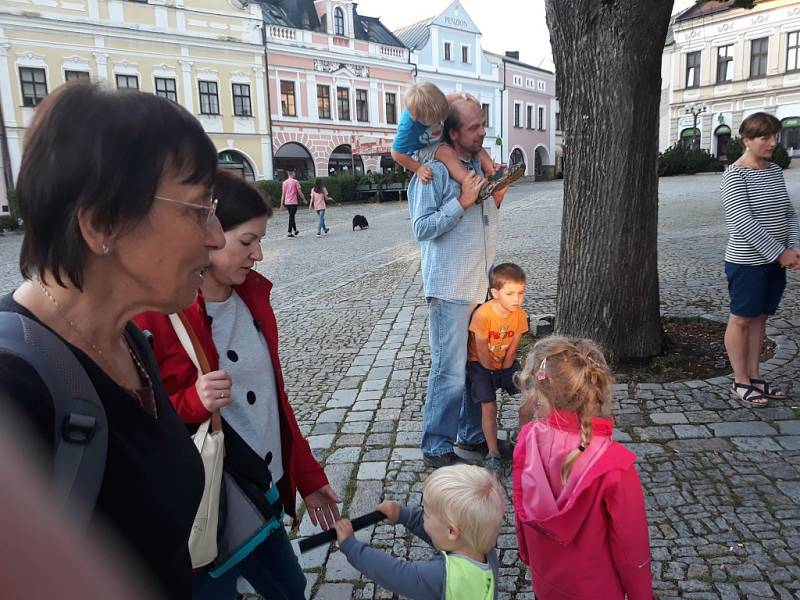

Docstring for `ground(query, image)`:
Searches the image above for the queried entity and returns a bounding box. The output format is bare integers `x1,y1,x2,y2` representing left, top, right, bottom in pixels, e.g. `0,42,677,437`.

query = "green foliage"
772,143,792,169
727,136,744,163
0,214,21,231
658,144,723,177
6,189,20,220
254,180,282,208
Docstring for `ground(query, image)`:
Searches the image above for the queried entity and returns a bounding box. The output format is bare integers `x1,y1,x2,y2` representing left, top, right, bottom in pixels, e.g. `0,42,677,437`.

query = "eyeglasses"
154,195,218,228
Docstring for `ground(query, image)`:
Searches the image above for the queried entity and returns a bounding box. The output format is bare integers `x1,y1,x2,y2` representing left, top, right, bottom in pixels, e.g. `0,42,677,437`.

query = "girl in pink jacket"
512,336,654,600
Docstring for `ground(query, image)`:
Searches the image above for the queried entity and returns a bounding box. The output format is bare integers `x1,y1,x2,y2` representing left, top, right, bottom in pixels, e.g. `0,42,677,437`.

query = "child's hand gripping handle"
298,510,386,553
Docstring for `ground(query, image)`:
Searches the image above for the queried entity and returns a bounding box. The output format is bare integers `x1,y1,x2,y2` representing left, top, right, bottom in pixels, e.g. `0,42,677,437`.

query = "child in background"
334,464,503,600
513,337,654,600
465,263,528,474
309,178,331,237
391,82,497,185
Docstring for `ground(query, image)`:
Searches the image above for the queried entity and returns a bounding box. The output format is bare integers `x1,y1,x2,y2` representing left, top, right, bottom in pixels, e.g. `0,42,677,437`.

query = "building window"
513,75,522,86
19,67,48,107
538,106,545,130
356,89,368,122
385,92,397,125
514,103,521,128
481,103,490,127
334,7,344,36
317,85,331,119
685,51,700,88
444,42,452,61
787,31,800,72
526,105,533,129
461,45,469,63
232,83,252,117
280,81,296,117
116,74,139,90
750,37,768,78
537,80,546,92
337,87,350,120
65,70,90,82
716,45,733,83
154,77,177,102
199,80,220,115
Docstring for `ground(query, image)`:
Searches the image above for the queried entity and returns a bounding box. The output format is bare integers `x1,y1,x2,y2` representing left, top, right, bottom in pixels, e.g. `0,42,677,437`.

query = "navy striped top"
720,163,800,265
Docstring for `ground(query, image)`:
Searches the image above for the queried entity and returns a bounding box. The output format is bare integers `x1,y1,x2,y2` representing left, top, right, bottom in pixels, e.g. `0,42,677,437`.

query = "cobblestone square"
2,170,798,598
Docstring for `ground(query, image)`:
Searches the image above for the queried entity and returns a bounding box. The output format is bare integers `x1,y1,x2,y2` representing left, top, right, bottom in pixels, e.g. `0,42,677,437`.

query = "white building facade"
394,0,504,163
661,0,800,158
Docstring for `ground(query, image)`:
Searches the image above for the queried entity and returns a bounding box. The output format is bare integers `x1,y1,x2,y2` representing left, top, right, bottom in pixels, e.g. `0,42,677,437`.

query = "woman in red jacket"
512,337,654,600
135,171,339,600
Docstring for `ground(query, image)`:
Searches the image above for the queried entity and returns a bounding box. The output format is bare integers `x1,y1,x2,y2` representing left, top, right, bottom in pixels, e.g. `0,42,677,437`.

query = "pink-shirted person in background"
513,336,654,600
279,168,306,238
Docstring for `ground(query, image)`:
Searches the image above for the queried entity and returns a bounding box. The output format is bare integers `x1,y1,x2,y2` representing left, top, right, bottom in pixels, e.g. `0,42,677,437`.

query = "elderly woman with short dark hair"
0,81,224,598
721,111,800,406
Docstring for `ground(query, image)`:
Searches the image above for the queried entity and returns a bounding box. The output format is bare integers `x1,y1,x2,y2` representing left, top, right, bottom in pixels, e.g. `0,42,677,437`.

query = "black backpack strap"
0,312,107,530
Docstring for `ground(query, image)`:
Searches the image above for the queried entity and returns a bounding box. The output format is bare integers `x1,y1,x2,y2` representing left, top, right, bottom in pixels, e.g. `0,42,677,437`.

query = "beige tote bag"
169,312,225,569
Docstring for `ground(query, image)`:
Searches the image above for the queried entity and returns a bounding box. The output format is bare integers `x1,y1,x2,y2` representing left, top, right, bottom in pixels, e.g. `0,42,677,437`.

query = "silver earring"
101,244,111,256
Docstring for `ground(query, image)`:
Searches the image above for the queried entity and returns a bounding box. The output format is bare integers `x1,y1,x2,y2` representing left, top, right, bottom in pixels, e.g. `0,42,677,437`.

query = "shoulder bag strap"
168,312,222,432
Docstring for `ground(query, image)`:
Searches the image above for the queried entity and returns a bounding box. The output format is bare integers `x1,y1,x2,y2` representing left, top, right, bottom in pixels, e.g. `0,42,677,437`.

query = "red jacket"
512,411,654,600
134,270,327,521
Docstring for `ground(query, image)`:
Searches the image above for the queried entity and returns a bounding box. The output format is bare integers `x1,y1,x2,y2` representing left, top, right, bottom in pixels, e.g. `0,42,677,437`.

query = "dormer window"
334,7,345,36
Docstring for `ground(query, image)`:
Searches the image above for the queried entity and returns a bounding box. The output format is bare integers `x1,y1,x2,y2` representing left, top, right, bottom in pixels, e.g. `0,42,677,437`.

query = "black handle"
298,510,386,553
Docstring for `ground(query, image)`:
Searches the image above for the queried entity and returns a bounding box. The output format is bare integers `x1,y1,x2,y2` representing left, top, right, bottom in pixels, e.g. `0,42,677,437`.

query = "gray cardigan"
339,506,499,600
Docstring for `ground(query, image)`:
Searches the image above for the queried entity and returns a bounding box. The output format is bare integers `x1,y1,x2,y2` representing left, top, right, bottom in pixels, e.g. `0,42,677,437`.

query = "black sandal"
750,378,786,400
731,382,767,407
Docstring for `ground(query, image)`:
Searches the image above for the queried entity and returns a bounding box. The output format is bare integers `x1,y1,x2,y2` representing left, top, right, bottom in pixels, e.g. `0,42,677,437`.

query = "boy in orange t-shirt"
466,263,528,474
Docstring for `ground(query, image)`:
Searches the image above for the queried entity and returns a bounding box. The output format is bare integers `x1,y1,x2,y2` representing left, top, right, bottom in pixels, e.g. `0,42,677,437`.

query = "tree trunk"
546,0,673,362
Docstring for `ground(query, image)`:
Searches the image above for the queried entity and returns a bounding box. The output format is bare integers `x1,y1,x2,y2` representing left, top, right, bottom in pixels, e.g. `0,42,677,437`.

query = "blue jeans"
316,209,327,234
421,298,485,456
192,526,306,600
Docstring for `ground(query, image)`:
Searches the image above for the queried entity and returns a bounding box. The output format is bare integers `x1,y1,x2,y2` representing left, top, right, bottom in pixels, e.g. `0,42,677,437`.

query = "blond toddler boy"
334,464,503,600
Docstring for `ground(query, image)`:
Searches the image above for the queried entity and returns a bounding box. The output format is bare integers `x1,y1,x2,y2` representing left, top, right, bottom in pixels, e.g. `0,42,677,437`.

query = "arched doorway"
714,125,732,161
781,117,800,157
218,150,255,181
379,154,396,174
274,142,315,180
680,127,701,150
509,148,525,171
328,144,364,176
534,146,549,180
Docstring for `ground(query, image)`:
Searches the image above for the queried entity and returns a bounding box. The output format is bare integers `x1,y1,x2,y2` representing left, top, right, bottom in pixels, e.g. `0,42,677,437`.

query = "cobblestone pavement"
2,169,799,598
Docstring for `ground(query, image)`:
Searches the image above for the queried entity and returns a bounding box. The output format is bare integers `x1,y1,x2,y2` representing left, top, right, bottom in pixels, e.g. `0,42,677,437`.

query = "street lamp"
684,104,707,150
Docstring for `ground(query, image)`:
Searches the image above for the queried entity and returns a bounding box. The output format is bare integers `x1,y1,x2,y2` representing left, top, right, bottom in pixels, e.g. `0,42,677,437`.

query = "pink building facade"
263,0,414,179
488,51,557,180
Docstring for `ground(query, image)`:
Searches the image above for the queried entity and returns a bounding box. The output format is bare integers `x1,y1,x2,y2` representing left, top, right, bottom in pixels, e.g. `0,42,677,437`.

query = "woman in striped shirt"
721,112,800,406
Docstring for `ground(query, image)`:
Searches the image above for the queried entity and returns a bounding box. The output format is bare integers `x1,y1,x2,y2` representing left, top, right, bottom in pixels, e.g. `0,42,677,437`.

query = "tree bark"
546,0,674,362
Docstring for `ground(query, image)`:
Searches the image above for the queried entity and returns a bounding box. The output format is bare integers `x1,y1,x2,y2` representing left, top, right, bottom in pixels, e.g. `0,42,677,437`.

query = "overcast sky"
354,0,697,70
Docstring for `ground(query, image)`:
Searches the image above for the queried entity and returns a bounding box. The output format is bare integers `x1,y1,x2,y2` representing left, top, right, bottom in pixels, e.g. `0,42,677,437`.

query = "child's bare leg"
477,148,496,177
434,144,471,185
481,401,499,456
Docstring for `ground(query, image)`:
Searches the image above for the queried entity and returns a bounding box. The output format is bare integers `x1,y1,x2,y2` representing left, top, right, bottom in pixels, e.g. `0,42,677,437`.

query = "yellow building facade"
0,0,274,211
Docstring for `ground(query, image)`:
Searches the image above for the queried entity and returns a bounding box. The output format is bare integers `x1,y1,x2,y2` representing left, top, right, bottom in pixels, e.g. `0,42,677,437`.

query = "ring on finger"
218,391,224,399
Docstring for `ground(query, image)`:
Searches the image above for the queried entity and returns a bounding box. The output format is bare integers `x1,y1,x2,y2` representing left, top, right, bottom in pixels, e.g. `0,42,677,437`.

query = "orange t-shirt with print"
467,301,528,370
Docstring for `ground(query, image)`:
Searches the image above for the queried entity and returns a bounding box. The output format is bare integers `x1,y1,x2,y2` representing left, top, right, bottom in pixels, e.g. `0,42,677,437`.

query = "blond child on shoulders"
391,82,497,185
464,263,528,474
334,464,503,600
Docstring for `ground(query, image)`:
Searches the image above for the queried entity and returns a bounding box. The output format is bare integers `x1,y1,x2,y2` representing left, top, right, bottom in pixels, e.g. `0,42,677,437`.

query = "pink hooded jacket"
512,410,654,600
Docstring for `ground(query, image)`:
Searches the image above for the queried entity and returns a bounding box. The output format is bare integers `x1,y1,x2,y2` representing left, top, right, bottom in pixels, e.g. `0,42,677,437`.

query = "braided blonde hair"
516,336,614,484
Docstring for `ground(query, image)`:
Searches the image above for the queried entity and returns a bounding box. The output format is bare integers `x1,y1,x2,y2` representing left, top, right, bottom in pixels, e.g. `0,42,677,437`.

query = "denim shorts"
466,360,521,404
725,261,786,317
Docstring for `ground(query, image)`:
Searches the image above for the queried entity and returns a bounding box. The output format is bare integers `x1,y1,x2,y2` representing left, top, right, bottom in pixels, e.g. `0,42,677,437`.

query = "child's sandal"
731,382,767,407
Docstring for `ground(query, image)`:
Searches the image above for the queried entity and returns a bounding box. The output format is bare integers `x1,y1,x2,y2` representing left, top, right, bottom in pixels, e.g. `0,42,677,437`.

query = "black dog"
352,215,369,230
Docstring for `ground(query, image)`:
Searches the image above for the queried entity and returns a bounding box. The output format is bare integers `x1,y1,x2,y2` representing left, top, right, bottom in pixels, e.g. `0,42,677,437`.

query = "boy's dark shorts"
725,261,786,317
466,360,521,404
